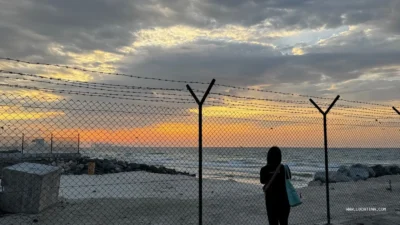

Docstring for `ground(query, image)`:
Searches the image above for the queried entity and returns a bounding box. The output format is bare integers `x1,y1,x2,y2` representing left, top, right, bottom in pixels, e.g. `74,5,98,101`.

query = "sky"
0,0,399,147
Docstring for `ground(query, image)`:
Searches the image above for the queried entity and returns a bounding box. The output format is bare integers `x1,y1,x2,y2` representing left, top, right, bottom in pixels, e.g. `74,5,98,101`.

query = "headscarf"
267,146,282,166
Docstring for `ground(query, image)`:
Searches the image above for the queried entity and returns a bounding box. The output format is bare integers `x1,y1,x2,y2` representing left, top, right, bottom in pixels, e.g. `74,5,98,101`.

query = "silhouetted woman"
260,146,292,225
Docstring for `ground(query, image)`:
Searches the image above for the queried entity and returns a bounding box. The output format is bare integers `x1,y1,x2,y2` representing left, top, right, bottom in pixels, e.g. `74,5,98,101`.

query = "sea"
81,147,400,188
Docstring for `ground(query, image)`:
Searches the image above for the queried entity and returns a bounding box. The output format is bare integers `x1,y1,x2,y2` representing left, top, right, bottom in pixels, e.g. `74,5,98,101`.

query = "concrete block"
0,162,61,214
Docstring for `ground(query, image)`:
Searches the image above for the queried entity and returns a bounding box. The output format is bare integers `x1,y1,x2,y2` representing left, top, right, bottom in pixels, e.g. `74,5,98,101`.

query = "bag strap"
263,164,281,192
284,165,290,179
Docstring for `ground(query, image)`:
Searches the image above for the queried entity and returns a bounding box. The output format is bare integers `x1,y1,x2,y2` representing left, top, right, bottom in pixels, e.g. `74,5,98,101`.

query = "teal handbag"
284,165,302,207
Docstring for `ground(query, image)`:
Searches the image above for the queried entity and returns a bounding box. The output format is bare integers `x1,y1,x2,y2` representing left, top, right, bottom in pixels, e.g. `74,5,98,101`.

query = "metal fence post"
78,133,80,154
21,133,24,154
50,133,53,154
186,79,215,225
309,95,340,225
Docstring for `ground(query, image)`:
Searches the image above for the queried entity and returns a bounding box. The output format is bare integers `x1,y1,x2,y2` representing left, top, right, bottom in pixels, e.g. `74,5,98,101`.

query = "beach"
1,171,399,225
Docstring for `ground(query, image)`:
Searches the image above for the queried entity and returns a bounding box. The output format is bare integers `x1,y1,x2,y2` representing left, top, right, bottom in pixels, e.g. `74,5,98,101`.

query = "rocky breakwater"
308,164,400,186
51,157,196,177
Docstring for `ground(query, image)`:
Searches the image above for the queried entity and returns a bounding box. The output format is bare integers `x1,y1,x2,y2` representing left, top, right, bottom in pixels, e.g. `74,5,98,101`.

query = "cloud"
123,24,294,53
291,47,304,55
118,38,400,89
199,0,399,31
1,0,400,104
305,26,400,54
2,0,398,60
118,40,282,88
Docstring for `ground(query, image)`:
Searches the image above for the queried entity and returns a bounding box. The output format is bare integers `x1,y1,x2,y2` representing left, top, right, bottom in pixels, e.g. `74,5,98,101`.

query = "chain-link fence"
0,90,399,225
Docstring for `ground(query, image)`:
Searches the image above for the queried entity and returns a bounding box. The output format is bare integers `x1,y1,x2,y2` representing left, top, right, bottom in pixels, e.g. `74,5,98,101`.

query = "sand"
0,172,399,225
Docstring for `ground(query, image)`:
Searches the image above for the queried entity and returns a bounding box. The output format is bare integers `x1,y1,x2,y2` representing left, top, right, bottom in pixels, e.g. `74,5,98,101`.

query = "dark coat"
260,147,291,208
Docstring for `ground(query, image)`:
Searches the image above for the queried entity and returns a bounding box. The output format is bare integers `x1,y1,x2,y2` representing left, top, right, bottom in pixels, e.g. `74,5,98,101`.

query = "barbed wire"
209,92,312,105
0,57,210,85
201,103,400,123
1,89,396,126
204,101,398,120
0,73,195,102
0,70,188,92
0,93,189,111
0,83,196,105
202,115,400,127
215,83,394,107
0,71,367,114
2,82,398,121
2,96,397,125
209,92,396,114
1,70,396,116
0,104,192,117
215,97,396,117
1,57,395,108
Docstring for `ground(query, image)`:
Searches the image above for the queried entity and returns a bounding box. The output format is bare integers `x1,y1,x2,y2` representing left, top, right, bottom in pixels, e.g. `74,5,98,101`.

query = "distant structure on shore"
29,138,49,153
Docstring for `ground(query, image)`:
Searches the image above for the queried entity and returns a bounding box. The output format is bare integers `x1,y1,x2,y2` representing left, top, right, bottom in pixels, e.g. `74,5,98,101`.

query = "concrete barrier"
0,162,61,214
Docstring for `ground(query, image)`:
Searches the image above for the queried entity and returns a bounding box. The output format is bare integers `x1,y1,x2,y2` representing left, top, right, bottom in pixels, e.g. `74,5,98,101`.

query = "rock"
159,166,167,173
336,166,354,182
337,165,350,176
165,168,175,174
349,165,369,181
336,172,353,182
139,164,149,171
116,161,127,169
127,163,140,171
64,157,193,177
148,166,160,173
95,170,102,175
367,167,376,178
384,166,392,175
314,171,351,183
78,157,89,165
70,163,77,172
115,166,123,173
51,161,57,167
350,164,375,178
386,165,400,175
95,159,103,168
103,161,116,173
73,164,85,175
308,180,323,186
77,164,84,171
371,165,386,177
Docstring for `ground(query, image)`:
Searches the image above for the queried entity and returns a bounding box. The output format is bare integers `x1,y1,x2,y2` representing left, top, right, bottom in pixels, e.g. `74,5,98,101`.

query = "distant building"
29,138,49,153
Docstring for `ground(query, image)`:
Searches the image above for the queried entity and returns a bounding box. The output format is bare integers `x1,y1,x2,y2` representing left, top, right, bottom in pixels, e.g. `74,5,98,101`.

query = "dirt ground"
332,211,400,225
0,173,399,225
